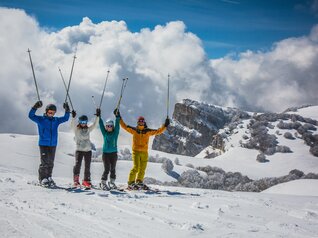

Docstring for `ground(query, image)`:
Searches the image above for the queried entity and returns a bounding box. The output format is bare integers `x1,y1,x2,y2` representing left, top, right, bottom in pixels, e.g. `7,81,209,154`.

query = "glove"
95,108,101,117
33,101,43,109
71,110,76,118
164,117,170,127
113,108,120,117
63,102,70,112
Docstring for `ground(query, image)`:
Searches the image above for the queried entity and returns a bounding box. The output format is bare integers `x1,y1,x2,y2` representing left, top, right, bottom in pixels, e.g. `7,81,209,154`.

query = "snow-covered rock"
153,99,250,156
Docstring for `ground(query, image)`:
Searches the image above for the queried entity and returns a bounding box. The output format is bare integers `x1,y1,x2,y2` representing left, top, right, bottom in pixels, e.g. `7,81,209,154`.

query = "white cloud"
209,28,318,112
0,8,211,134
0,7,318,134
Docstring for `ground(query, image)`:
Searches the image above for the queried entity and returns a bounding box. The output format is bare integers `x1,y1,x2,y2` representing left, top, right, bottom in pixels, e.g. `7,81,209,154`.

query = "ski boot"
99,180,109,190
48,177,56,188
108,178,117,190
127,182,139,190
136,181,149,190
73,175,80,188
40,178,50,187
82,180,92,190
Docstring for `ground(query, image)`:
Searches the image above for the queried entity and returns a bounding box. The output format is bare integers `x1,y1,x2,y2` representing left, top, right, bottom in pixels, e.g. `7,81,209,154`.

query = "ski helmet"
105,119,114,127
78,115,88,124
45,104,57,112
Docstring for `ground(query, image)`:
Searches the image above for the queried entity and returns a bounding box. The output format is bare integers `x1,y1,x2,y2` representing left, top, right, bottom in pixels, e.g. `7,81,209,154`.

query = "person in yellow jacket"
119,111,170,190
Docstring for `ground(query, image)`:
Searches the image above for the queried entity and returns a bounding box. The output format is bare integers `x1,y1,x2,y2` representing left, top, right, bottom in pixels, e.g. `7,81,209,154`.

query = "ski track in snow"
1,172,318,238
1,129,318,238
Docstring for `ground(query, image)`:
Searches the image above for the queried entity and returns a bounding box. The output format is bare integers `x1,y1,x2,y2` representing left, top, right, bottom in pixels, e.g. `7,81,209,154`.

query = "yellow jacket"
120,118,166,152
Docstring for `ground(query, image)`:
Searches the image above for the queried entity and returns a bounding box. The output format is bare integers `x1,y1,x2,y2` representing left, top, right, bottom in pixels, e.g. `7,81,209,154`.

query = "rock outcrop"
152,99,250,156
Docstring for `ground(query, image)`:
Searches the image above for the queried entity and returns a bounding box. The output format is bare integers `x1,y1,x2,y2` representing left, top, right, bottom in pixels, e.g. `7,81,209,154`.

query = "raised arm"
147,124,166,136
28,108,41,123
28,101,43,123
119,118,135,135
147,118,170,136
114,115,121,136
89,116,99,132
57,110,70,124
70,117,77,132
70,110,77,132
99,118,107,136
57,102,70,124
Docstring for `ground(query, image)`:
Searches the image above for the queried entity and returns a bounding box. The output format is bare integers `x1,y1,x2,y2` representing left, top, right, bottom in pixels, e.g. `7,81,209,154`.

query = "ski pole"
27,49,41,101
64,52,77,104
167,74,170,118
99,70,110,109
58,67,74,111
115,77,128,110
91,96,98,109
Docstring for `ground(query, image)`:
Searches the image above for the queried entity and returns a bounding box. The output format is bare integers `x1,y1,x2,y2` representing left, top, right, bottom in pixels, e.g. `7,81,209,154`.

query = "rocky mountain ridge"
152,99,250,156
152,99,318,159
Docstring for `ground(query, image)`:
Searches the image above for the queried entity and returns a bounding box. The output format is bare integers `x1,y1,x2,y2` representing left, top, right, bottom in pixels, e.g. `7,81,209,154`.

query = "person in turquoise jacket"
98,109,120,190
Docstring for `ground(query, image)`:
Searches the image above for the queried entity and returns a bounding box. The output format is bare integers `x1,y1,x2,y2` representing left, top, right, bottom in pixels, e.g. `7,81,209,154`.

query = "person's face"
106,125,113,132
137,119,145,126
46,110,56,117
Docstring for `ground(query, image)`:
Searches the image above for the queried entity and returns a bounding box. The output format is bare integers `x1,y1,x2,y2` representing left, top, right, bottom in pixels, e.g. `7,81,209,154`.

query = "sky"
0,0,318,135
1,0,318,58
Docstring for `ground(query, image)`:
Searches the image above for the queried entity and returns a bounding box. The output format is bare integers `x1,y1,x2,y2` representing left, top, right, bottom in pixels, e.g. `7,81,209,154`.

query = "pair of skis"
29,180,160,194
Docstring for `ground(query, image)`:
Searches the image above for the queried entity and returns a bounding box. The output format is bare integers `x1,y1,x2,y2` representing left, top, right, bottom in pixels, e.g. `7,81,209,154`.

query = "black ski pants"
73,150,92,181
101,152,117,181
39,146,56,181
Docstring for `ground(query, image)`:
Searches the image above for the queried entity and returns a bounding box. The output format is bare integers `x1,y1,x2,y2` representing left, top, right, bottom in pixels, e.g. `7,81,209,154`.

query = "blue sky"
1,0,317,58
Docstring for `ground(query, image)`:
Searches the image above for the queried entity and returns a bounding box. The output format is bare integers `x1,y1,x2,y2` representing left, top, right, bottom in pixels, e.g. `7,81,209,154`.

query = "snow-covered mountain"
153,99,251,156
153,99,318,160
1,101,318,237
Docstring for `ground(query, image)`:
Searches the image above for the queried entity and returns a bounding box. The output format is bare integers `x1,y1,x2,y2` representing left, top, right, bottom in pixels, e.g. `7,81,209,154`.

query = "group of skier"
27,49,170,191
28,100,170,190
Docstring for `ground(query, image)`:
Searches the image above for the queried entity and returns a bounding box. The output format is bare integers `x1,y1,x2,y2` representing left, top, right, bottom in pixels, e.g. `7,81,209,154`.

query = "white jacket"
71,116,99,152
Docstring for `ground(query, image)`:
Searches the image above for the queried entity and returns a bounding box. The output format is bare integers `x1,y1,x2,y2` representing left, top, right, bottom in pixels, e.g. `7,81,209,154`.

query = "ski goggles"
106,125,113,128
79,120,88,124
138,119,145,123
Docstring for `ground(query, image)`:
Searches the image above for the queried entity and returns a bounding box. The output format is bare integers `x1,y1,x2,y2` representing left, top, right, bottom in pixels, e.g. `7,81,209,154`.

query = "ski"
27,180,67,190
66,185,95,194
120,185,161,194
94,184,125,192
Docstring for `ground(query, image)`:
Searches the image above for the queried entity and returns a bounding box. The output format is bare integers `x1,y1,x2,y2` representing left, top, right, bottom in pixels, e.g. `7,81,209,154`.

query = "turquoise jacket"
99,116,120,153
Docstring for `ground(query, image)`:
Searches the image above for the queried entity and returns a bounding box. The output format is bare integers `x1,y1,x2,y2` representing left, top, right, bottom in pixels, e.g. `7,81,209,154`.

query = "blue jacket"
28,108,70,146
99,116,120,153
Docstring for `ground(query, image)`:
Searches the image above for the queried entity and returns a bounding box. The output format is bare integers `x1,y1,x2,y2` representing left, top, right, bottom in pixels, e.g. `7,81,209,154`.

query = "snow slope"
286,105,318,121
263,179,318,196
194,106,318,179
1,133,318,237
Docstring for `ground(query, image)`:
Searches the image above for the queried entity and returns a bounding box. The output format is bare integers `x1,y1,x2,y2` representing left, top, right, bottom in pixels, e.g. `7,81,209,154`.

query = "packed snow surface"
1,132,318,237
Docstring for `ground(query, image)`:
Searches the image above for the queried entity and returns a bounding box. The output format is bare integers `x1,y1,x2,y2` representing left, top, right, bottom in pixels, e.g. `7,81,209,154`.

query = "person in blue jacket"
98,109,121,190
29,100,70,187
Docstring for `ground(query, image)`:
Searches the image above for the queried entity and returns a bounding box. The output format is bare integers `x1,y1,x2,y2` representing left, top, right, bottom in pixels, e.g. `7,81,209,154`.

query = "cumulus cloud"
0,8,210,134
208,29,318,112
0,7,318,135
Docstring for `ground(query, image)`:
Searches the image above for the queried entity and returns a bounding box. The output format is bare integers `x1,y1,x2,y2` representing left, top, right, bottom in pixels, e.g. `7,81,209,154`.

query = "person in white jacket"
71,109,100,188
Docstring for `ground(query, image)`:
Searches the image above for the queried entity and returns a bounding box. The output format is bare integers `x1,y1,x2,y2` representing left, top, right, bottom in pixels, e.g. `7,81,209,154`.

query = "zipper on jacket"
50,119,53,146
